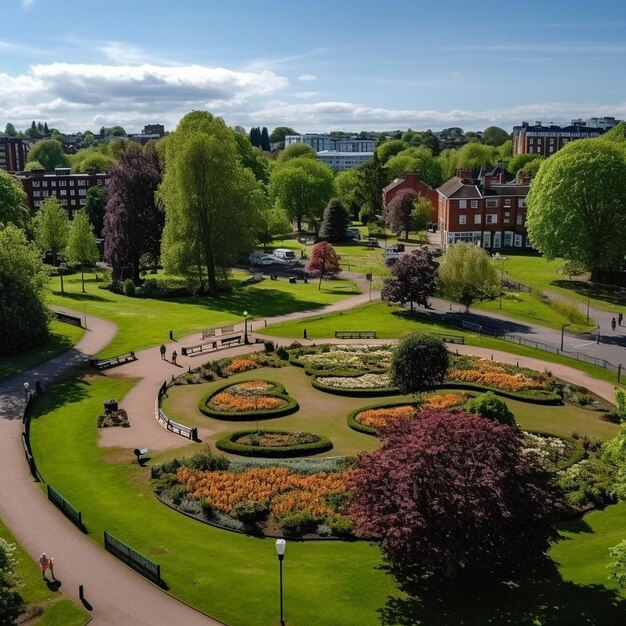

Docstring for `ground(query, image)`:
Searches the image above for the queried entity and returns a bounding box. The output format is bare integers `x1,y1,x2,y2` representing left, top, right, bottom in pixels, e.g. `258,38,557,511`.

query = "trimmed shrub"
123,278,136,297
465,392,516,426
264,340,275,353
391,334,449,394
231,500,270,524
278,511,319,537
276,346,289,360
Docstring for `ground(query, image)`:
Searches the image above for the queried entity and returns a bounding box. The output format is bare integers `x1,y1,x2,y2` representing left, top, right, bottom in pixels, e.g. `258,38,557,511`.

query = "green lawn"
502,254,626,314
0,518,88,626
47,273,360,358
0,320,85,383
260,302,623,386
29,373,626,625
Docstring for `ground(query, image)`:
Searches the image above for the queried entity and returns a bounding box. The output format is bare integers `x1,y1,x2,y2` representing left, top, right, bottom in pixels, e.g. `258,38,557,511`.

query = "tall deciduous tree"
438,242,500,311
103,145,163,282
26,139,70,171
0,224,50,354
385,189,417,240
4,123,16,137
385,146,444,188
411,197,434,232
0,538,22,622
84,185,108,237
66,210,100,292
526,139,626,280
376,140,408,164
349,410,561,579
381,247,437,311
334,168,361,217
0,169,30,232
456,142,495,172
269,127,298,144
276,143,317,163
355,153,388,219
33,197,69,293
319,198,350,242
269,157,336,232
308,241,341,289
481,126,510,147
159,111,264,295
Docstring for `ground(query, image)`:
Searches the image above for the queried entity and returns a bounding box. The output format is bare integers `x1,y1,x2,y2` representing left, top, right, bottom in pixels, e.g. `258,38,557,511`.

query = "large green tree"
456,142,495,171
385,146,444,187
482,126,510,147
26,139,70,171
319,198,350,242
269,127,298,143
33,197,69,293
334,168,361,216
0,169,30,231
526,139,626,280
84,185,108,238
438,242,500,311
159,111,264,295
276,143,317,163
66,210,100,292
0,224,50,354
354,153,389,220
376,140,408,164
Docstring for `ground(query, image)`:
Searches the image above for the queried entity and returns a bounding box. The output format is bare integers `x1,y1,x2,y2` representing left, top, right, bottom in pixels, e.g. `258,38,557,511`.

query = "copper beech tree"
349,410,562,580
307,241,341,289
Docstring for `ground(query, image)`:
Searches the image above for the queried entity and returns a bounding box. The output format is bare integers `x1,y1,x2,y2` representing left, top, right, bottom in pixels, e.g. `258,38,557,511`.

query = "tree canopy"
0,169,30,232
33,196,69,267
381,247,437,311
318,198,350,242
482,126,510,147
385,188,417,239
277,143,317,163
456,142,495,171
26,139,70,171
269,127,298,144
84,185,108,238
308,241,341,289
526,139,626,278
376,140,408,164
390,333,449,394
66,210,99,292
385,147,444,187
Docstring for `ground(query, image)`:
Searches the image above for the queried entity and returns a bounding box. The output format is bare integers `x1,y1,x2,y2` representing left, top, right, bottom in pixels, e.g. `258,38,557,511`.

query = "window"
33,190,41,198
486,214,497,224
518,198,526,208
58,180,66,187
79,198,86,205
504,211,510,224
34,200,41,207
482,231,491,248
459,215,467,225
493,232,501,248
77,179,87,186
504,232,513,247
504,199,511,208
516,214,523,225
514,234,523,247
97,179,104,186
69,180,75,186
486,198,498,208
59,189,67,196
78,189,87,196
474,214,482,224
42,181,48,187
32,181,40,188
549,138,554,144
470,200,478,209
458,200,467,209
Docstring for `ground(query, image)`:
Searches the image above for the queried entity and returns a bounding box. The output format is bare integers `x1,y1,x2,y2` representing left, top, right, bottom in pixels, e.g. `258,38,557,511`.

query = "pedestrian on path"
619,313,623,327
49,556,55,580
38,553,49,580
160,344,166,360
612,318,616,331
171,350,178,365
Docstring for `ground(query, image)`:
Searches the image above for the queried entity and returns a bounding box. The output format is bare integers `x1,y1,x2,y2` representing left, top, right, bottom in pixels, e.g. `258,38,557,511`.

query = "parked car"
346,227,361,240
273,248,297,261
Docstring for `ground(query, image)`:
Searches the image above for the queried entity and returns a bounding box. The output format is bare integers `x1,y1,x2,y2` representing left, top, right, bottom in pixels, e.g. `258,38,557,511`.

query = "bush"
264,340,275,353
153,473,178,492
138,278,158,297
465,392,516,426
152,458,182,477
183,449,230,472
391,333,449,394
123,278,136,297
168,484,190,505
575,392,594,407
231,500,269,524
327,515,354,538
276,346,289,360
278,511,319,537
97,408,130,428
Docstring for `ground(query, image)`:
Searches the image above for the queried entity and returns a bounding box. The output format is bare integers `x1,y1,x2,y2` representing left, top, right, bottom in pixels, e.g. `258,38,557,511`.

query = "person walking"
38,553,49,580
171,350,178,365
619,313,623,327
611,317,617,331
160,344,166,360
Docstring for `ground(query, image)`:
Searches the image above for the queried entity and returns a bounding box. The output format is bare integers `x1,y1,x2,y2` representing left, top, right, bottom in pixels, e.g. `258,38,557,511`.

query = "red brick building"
382,171,439,223
512,121,603,157
437,165,531,251
0,138,31,172
15,167,107,218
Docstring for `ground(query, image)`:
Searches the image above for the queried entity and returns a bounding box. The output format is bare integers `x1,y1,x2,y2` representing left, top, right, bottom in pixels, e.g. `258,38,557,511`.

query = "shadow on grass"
378,557,626,625
551,280,626,308
30,371,94,420
51,289,111,303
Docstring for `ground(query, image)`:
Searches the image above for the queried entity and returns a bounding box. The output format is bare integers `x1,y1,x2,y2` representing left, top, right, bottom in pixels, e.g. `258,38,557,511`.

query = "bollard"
491,354,493,360
303,329,307,339
79,585,84,600
169,329,174,340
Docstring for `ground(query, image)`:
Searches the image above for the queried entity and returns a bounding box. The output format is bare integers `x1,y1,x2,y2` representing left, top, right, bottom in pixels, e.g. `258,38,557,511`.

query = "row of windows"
33,198,86,208
447,231,532,248
31,178,103,188
458,198,525,209
458,213,524,226
33,189,87,198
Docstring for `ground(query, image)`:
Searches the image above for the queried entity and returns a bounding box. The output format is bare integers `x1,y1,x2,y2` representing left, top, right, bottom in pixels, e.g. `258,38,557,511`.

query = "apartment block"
317,150,373,171
512,120,608,156
0,138,31,172
285,134,377,152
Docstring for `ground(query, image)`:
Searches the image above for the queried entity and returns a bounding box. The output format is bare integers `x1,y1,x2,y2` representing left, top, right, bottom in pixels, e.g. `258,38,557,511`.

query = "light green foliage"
0,537,22,623
385,146,444,187
527,139,626,276
411,197,434,231
608,539,626,587
276,143,317,162
159,111,265,294
601,424,626,499
508,153,543,175
376,140,408,164
257,205,291,247
438,242,500,310
27,139,70,171
0,169,30,231
33,196,69,265
334,168,360,212
615,389,626,422
66,210,99,292
437,148,459,180
71,149,114,173
23,160,45,171
456,142,496,171
466,392,516,426
232,131,269,183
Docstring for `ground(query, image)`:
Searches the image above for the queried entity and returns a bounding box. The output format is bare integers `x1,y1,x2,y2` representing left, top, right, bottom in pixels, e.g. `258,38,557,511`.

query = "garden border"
215,429,333,457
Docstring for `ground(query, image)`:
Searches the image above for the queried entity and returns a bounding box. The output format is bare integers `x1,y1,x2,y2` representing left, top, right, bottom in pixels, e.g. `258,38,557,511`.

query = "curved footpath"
0,291,622,625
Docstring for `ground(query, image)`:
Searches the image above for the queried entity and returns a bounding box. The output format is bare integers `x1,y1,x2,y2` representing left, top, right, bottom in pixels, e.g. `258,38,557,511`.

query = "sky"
2,0,626,134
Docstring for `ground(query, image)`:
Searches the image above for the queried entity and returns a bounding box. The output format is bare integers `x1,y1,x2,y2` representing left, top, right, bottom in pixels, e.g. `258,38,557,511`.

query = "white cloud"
298,73,316,82
291,91,319,99
22,0,35,8
100,42,153,65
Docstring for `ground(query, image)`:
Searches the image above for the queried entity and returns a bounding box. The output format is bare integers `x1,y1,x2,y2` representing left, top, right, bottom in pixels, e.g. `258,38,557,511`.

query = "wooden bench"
430,332,465,345
220,335,242,348
90,352,137,370
181,341,218,356
54,311,82,327
334,331,377,339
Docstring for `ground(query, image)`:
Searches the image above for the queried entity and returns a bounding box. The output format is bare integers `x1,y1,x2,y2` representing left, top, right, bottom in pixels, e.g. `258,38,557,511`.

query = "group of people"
611,312,624,331
159,344,177,364
38,553,55,581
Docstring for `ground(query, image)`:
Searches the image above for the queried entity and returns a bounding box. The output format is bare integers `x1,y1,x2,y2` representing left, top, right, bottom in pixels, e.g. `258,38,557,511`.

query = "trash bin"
104,399,118,414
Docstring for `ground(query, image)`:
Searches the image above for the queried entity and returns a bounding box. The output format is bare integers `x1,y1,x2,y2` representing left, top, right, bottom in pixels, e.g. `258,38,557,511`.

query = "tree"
257,206,292,250
482,126,510,147
0,537,22,622
335,168,361,217
27,139,70,172
508,153,543,175
608,540,626,588
159,111,264,295
465,392,516,426
84,185,108,237
526,139,626,280
390,333,449,394
232,132,269,183
0,169,30,231
385,189,417,239
277,143,317,163
23,160,45,171
308,241,341,289
269,157,336,232
355,153,389,219
249,126,262,148
269,127,298,144
0,224,50,354
66,210,100,292
385,147,444,187
437,148,459,180
348,410,561,579
381,247,437,311
33,197,69,293
103,145,163,282
319,198,350,242
81,131,95,147
456,142,495,171
601,423,626,500
411,197,433,232
260,127,271,151
4,123,16,137
438,242,500,311
376,140,408,164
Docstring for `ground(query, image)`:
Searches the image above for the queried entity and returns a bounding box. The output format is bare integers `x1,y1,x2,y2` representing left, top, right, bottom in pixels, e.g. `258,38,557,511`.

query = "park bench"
334,331,377,339
54,311,82,327
429,332,465,344
220,335,242,348
90,352,137,370
181,341,218,356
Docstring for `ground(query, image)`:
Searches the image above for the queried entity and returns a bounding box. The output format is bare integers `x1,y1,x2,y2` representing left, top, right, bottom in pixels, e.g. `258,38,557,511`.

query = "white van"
273,248,297,262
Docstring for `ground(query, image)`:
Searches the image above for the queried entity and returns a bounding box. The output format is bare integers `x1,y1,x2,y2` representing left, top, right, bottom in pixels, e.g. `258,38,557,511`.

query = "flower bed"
521,432,583,472
290,344,393,376
312,373,400,396
216,430,333,457
199,380,299,420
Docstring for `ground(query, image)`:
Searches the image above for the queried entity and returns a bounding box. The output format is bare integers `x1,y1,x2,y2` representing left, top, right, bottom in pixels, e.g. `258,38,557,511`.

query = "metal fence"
47,485,85,531
21,394,38,480
155,381,197,440
104,531,162,586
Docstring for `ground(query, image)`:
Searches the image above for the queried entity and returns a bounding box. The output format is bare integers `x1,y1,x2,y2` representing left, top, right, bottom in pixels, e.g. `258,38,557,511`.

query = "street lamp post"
275,539,286,626
560,323,572,352
23,381,29,402
243,310,250,345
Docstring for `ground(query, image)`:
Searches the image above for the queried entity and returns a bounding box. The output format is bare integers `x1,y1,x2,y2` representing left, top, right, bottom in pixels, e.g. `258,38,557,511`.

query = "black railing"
104,531,162,586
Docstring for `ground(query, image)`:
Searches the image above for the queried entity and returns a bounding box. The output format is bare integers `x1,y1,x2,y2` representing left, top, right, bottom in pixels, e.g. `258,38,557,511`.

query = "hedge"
216,430,333,457
438,382,562,405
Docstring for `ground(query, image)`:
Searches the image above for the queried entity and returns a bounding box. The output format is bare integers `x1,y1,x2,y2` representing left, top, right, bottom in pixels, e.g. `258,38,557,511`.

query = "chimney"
455,168,473,180
483,174,492,189
403,171,420,187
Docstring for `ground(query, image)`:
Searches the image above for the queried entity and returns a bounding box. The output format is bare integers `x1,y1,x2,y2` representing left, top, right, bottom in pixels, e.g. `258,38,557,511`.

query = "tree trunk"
318,271,323,290
206,250,217,296
410,301,414,312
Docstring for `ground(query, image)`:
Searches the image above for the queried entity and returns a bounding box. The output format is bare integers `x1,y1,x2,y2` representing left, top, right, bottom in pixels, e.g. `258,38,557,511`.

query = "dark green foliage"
27,139,70,171
269,127,298,143
84,185,108,237
319,198,350,242
123,279,136,297
169,484,190,506
276,346,289,360
465,392,516,426
390,333,449,394
231,500,269,524
278,511,318,537
184,450,230,471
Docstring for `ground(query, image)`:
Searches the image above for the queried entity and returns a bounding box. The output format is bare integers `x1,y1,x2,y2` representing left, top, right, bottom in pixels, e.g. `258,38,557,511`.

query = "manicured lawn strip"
502,254,626,314
47,273,360,358
29,374,395,626
261,302,623,385
0,518,88,626
0,320,85,383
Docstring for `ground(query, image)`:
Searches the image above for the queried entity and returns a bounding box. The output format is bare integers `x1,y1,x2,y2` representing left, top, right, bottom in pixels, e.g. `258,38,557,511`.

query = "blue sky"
1,0,625,133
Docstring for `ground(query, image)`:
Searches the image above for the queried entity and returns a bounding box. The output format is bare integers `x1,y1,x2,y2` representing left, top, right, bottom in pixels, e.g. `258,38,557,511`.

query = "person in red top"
38,553,50,580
